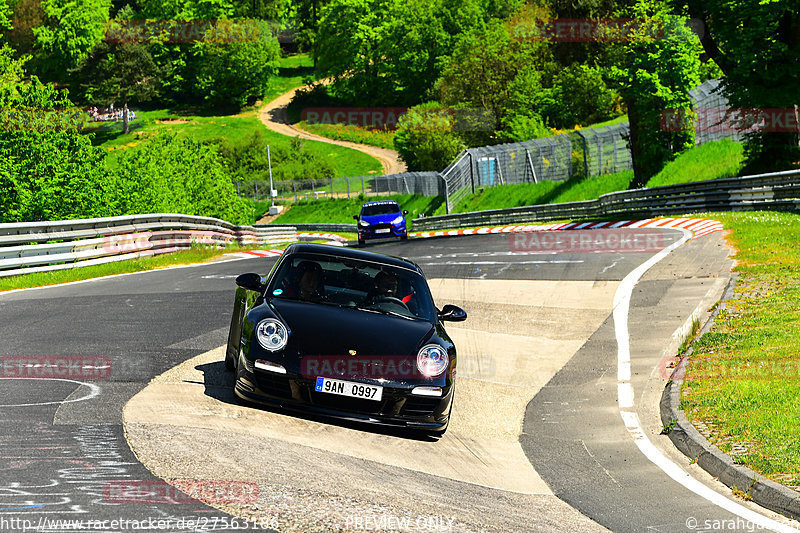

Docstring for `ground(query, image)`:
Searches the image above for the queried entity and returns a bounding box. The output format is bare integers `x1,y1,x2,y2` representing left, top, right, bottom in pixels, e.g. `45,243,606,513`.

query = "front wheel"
400,234,408,241
357,237,365,247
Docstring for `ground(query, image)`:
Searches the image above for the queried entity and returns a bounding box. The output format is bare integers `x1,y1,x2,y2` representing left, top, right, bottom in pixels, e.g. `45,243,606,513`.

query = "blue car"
353,200,409,246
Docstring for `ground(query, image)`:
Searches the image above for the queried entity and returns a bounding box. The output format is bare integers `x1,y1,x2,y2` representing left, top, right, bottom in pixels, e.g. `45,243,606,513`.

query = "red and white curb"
225,249,285,259
409,217,724,241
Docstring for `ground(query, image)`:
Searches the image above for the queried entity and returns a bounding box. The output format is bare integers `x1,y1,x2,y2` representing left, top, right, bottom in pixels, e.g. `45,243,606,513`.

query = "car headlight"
416,344,449,377
358,220,370,228
391,215,405,225
255,319,288,351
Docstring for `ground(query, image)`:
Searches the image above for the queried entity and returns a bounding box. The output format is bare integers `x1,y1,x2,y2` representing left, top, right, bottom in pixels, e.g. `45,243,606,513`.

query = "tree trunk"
626,99,647,189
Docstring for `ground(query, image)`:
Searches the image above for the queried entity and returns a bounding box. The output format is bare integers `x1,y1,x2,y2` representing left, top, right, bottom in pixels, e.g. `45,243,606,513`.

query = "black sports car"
225,243,467,435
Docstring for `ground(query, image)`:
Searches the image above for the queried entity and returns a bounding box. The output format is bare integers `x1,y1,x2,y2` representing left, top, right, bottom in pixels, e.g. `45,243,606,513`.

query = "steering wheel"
375,296,409,311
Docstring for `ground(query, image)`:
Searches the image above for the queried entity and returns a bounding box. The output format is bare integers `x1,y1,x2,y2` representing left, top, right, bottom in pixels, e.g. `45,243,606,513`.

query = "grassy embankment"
272,139,744,224
90,54,382,182
681,211,800,486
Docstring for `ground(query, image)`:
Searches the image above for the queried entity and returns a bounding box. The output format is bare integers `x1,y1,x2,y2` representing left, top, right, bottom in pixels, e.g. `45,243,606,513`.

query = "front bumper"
234,366,451,431
358,223,407,241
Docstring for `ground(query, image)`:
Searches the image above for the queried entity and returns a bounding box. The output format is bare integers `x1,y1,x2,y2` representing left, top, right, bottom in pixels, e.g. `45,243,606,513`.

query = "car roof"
361,200,399,207
282,243,424,275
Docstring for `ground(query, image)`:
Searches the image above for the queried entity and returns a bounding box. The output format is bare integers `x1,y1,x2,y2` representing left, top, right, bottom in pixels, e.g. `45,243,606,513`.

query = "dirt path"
258,86,407,175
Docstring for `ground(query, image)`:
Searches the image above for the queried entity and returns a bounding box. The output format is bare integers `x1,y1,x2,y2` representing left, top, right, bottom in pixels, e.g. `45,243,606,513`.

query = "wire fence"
234,171,442,202
241,79,745,213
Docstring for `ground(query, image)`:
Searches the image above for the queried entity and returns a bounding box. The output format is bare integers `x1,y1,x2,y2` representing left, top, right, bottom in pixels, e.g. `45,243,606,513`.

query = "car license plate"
375,228,391,234
315,377,383,401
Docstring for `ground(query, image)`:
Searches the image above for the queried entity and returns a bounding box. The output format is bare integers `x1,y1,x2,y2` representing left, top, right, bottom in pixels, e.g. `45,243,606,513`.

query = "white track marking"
0,378,100,407
614,228,799,533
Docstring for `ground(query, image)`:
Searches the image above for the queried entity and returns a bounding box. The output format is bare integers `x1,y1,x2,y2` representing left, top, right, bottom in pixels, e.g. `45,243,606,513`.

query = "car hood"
361,213,403,225
270,299,434,357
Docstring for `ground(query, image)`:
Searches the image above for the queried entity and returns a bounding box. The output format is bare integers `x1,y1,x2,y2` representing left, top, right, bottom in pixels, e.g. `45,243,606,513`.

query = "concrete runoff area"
124,278,618,532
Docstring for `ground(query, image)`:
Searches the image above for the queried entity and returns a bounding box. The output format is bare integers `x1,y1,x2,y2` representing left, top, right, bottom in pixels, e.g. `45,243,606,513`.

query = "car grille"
401,396,440,417
255,372,293,399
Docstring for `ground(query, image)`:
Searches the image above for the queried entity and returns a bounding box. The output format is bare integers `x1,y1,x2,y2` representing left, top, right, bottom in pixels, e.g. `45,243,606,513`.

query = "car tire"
357,238,365,247
400,234,408,241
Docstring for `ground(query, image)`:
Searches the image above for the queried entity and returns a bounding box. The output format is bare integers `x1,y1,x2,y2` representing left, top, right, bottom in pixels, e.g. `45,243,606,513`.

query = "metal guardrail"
0,214,297,278
413,169,800,231
266,223,357,233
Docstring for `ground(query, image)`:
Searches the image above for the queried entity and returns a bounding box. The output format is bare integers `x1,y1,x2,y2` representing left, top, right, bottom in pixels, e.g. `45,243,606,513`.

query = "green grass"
0,243,283,292
434,170,636,215
681,211,800,484
90,54,382,179
427,140,741,216
295,121,396,150
270,194,444,225
584,114,629,129
645,139,744,188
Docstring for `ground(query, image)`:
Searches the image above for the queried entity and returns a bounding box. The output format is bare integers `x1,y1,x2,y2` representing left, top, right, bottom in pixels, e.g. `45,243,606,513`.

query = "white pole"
267,144,274,207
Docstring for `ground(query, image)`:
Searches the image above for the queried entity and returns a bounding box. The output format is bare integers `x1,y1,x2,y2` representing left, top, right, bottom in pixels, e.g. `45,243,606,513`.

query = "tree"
394,102,467,171
606,1,700,188
436,17,551,142
685,0,800,172
72,41,160,133
188,25,281,109
32,0,111,81
0,0,11,31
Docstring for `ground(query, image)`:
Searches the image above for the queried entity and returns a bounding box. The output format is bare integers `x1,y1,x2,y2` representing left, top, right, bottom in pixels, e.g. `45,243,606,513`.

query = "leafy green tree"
0,0,11,31
685,0,800,172
394,101,467,171
606,1,700,188
32,0,111,81
72,42,161,133
437,18,548,134
109,133,250,224
189,26,280,109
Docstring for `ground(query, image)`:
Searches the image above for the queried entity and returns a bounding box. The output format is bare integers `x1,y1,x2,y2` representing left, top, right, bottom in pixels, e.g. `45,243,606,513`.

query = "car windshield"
267,253,437,322
361,203,401,216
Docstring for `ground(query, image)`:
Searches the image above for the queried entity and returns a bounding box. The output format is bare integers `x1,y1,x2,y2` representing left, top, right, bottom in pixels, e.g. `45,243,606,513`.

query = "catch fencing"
0,214,297,278
234,171,442,202
236,78,749,213
413,169,800,231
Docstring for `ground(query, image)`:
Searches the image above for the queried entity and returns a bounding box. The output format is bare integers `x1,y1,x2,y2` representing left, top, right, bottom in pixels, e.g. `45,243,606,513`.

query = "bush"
394,102,467,171
215,131,336,182
189,31,281,109
109,133,250,224
0,131,110,222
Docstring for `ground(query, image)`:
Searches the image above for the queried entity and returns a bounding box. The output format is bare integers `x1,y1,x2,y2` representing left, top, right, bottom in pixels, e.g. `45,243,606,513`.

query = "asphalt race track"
0,229,795,532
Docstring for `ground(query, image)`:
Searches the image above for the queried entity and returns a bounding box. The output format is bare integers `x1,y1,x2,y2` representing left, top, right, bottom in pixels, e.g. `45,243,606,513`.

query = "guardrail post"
311,180,316,200
292,180,297,202
330,178,333,197
346,177,350,198
361,176,365,196
255,181,259,201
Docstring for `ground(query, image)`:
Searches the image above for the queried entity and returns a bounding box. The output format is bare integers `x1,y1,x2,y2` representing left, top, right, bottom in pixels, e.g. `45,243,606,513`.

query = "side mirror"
438,304,467,322
403,210,409,215
353,215,359,221
235,273,264,292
